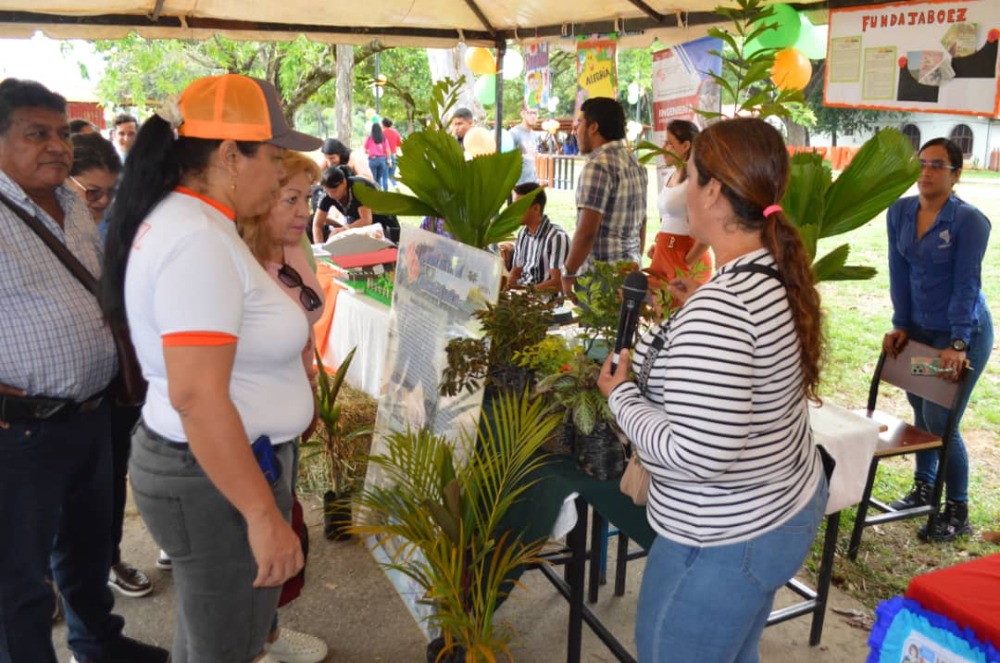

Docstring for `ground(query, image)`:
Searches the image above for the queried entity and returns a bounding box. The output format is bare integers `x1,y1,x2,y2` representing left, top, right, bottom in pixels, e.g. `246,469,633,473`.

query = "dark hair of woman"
919,137,963,170
692,117,823,401
99,114,259,330
70,133,122,176
321,138,352,164
370,122,385,144
666,119,699,184
320,165,351,189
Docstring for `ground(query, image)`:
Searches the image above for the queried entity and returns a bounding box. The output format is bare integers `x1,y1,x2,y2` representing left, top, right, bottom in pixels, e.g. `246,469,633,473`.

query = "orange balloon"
464,47,496,75
771,48,812,91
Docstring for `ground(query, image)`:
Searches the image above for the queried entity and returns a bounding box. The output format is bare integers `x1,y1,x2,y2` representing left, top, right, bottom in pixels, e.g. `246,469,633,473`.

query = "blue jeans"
0,400,124,663
368,156,388,190
907,305,993,503
636,474,828,663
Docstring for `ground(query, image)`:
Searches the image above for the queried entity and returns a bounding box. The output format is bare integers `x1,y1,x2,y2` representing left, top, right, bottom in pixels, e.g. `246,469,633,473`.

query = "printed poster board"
650,36,723,184
362,227,502,636
576,35,618,112
524,41,551,110
825,0,1000,117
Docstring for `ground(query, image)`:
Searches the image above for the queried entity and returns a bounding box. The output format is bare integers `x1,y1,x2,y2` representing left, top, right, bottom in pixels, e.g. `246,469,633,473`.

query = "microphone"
611,270,648,374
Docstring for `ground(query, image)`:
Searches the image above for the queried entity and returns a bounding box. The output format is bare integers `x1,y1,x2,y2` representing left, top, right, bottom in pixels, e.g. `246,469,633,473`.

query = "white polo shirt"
125,188,312,444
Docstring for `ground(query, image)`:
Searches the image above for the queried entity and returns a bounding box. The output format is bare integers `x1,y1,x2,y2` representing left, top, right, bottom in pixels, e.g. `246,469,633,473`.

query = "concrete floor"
53,495,874,662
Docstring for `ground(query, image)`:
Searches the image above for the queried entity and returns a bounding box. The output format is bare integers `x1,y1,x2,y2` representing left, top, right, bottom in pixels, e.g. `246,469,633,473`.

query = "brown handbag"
619,450,650,506
0,191,147,406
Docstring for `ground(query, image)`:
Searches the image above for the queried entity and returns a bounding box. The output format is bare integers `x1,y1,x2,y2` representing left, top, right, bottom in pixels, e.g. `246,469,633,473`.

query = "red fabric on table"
313,261,344,358
905,552,1000,647
330,248,398,270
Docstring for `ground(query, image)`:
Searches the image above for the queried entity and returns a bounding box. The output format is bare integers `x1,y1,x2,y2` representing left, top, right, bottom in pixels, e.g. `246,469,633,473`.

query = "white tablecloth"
323,291,391,399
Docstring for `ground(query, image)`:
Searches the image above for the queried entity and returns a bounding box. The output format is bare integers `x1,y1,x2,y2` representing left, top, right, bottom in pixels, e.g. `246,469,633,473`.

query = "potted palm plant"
349,390,561,662
304,348,367,540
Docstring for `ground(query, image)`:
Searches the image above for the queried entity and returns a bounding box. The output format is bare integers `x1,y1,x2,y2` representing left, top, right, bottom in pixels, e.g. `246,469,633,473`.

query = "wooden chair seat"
852,409,942,457
846,340,970,561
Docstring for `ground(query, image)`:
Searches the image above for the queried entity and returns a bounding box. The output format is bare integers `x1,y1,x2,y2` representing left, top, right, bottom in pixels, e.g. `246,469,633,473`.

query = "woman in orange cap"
101,74,322,663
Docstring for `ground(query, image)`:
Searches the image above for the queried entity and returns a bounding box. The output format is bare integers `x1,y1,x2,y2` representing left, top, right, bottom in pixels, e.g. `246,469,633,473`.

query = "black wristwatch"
951,339,968,352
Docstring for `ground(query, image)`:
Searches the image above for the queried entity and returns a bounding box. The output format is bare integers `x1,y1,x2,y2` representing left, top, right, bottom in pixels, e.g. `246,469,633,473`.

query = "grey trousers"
130,423,293,663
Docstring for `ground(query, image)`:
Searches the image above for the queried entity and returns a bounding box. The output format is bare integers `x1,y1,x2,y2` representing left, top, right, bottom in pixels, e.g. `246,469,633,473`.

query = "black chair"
847,339,971,561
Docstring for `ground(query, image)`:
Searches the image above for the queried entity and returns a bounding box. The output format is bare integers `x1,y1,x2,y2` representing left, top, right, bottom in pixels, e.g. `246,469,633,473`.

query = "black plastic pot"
322,489,353,541
426,636,466,663
575,421,625,480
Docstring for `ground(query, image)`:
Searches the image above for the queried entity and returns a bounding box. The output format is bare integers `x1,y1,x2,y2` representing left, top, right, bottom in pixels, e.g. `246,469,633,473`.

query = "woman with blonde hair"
237,150,328,663
599,117,827,662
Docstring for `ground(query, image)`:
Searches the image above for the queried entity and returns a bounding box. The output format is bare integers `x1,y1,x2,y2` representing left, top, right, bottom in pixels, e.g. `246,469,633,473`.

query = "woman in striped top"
598,118,827,662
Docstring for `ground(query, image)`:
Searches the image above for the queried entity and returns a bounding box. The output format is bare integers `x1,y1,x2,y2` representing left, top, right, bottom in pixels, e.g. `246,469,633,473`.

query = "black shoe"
72,635,170,663
889,480,933,510
108,562,153,598
918,500,973,543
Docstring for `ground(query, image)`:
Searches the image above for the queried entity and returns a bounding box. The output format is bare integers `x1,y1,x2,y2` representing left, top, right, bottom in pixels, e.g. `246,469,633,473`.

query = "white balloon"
627,90,639,105
627,82,640,97
547,96,559,112
502,50,524,80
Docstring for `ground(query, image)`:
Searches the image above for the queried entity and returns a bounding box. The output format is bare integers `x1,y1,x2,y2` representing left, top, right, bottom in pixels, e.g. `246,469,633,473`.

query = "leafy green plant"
704,0,807,121
354,77,540,250
532,344,613,436
440,288,560,397
303,348,367,494
349,390,561,661
783,128,921,281
575,260,644,353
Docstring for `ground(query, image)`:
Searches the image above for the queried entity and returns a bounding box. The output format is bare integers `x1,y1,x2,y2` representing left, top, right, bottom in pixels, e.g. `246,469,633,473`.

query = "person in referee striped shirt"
598,118,828,662
507,182,569,291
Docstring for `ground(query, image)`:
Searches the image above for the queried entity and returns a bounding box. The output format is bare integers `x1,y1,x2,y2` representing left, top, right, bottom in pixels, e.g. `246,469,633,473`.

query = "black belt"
0,391,106,423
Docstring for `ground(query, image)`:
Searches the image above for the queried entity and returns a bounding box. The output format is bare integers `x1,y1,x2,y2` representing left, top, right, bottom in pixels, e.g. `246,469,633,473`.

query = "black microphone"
611,270,648,374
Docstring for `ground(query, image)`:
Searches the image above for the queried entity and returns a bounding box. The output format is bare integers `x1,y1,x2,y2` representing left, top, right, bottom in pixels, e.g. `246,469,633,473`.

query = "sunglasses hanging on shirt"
277,262,322,312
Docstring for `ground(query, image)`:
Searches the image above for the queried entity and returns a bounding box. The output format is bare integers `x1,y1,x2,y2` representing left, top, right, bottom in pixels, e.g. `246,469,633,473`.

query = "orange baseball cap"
177,74,321,152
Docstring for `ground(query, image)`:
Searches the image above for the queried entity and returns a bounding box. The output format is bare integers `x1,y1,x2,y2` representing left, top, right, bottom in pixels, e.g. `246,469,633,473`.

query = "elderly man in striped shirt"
507,182,570,291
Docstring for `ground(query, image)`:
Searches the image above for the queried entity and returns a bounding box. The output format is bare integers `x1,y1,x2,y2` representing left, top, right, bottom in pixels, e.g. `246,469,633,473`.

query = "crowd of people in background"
0,69,991,663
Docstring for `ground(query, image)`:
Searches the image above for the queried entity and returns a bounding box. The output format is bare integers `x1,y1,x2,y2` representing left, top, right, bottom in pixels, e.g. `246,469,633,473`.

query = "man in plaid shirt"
561,97,647,295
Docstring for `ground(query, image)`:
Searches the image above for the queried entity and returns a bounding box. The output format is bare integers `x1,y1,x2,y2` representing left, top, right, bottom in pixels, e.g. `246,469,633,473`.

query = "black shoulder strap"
728,262,785,286
0,190,99,295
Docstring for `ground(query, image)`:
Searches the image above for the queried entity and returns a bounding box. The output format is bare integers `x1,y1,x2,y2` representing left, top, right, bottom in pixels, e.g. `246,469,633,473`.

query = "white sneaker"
266,627,328,663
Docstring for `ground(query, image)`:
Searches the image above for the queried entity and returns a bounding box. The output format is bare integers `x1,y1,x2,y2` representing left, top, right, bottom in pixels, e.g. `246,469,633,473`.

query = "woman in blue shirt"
883,137,993,542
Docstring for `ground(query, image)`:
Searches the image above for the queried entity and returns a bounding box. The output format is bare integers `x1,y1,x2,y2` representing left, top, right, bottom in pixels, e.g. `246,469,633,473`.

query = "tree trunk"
426,46,482,121
784,118,808,147
335,44,355,144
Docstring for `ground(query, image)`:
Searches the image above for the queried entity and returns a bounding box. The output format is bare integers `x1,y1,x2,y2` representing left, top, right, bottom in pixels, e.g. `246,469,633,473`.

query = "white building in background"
813,112,1000,171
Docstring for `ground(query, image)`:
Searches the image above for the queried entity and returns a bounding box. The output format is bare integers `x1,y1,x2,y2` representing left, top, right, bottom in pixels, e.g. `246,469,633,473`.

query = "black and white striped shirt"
512,215,570,286
608,249,822,547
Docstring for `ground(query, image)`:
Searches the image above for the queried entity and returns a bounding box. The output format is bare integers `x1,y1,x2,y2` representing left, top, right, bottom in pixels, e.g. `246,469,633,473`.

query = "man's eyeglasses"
918,159,957,171
277,263,323,312
69,176,118,203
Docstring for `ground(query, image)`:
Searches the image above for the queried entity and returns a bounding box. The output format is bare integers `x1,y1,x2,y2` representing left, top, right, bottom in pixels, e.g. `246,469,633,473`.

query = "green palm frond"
349,390,560,655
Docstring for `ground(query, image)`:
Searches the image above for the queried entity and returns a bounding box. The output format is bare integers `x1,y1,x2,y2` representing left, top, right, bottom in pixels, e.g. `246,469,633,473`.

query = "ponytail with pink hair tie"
763,204,782,217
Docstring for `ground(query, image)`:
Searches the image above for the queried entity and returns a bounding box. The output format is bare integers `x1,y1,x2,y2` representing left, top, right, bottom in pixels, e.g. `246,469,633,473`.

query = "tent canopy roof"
0,0,834,48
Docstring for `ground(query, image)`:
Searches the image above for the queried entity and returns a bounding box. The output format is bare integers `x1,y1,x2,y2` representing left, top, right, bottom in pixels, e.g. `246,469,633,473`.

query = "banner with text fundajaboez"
825,0,1000,117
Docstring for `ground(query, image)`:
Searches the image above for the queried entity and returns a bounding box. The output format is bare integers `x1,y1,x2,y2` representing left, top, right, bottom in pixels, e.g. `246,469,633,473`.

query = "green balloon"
756,3,801,50
743,36,766,58
475,74,497,106
794,16,828,60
